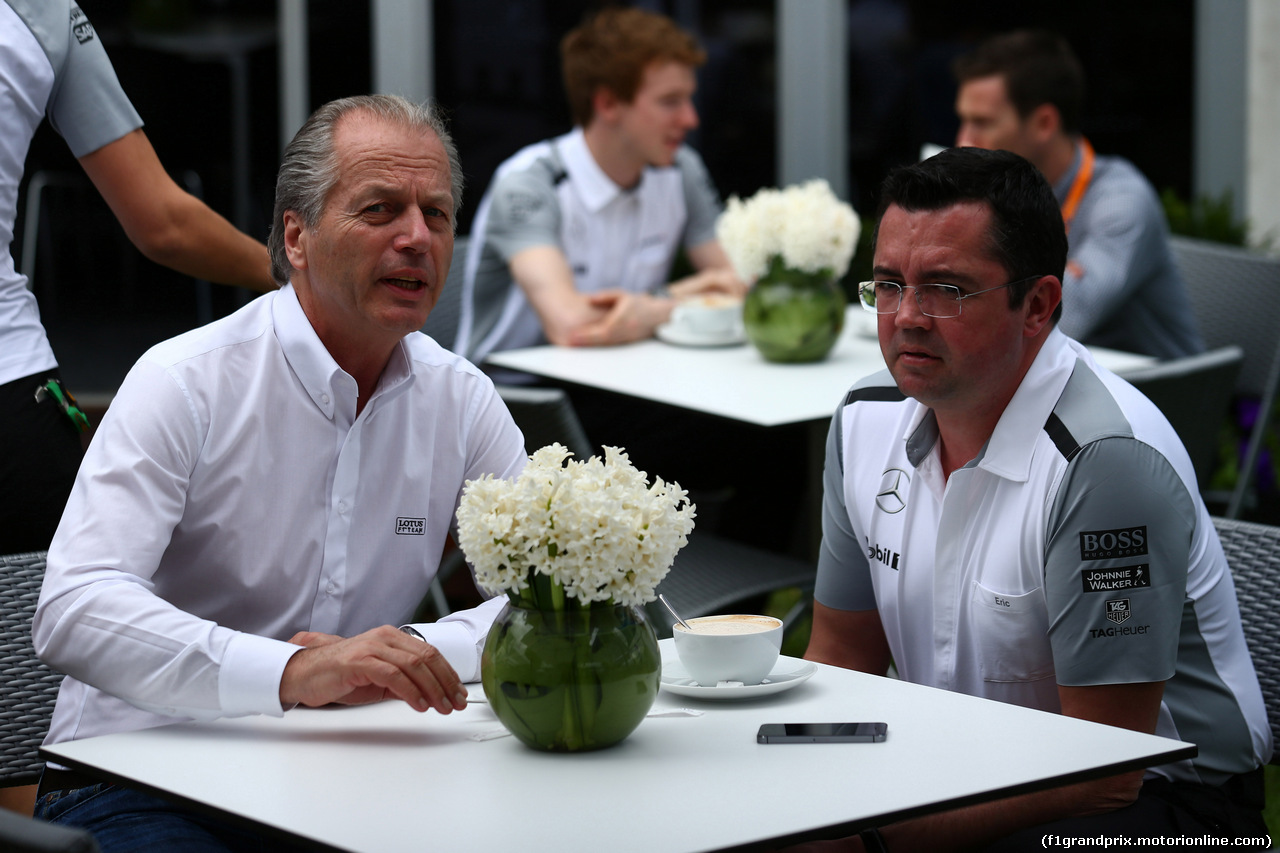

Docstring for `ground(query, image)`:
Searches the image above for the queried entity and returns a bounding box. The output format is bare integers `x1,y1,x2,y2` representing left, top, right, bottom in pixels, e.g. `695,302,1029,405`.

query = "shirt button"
321,393,330,404
327,582,337,595
337,501,348,514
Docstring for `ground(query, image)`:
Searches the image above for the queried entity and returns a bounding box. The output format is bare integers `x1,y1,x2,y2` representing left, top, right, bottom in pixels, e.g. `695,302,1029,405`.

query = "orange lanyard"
1060,138,1095,234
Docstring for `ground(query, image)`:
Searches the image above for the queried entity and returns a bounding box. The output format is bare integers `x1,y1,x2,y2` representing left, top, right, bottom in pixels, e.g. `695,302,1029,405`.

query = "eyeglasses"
857,276,1042,319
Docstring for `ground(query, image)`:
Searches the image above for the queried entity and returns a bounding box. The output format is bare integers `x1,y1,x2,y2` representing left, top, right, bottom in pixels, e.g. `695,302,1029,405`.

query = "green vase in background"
481,600,661,752
743,255,846,363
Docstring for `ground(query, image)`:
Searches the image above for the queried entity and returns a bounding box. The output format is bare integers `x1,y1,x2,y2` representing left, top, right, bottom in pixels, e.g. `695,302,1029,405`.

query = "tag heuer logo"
1105,598,1131,624
395,517,426,535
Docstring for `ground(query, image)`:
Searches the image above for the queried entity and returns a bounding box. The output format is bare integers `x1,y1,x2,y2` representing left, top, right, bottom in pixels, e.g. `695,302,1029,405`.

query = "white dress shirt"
34,285,526,744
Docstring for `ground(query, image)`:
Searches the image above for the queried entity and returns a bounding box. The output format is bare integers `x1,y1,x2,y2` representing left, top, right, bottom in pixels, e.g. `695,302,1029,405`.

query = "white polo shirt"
457,127,722,362
35,285,526,744
817,328,1271,784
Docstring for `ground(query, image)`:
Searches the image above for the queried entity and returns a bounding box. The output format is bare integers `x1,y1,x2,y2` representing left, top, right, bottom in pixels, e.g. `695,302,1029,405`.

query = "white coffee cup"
669,295,743,339
672,614,783,685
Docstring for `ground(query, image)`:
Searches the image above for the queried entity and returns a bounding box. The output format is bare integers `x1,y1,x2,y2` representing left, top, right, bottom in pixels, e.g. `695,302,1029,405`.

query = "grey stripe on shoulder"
7,0,68,63
841,368,903,407
1043,361,1133,461
833,369,902,471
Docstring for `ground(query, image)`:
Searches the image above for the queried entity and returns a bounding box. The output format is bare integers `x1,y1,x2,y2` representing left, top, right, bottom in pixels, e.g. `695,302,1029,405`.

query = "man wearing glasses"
800,147,1269,850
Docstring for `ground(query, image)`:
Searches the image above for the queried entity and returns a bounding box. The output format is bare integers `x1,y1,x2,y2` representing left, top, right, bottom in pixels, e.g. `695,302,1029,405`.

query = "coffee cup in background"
672,613,783,685
669,294,743,339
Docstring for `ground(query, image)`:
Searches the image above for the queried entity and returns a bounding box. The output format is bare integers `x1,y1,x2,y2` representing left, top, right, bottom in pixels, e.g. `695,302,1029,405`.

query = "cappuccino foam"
677,615,778,636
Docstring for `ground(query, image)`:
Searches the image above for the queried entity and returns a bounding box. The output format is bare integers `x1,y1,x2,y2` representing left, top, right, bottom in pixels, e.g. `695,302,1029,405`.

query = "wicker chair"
0,552,62,789
0,808,99,853
1211,516,1280,758
1171,237,1280,517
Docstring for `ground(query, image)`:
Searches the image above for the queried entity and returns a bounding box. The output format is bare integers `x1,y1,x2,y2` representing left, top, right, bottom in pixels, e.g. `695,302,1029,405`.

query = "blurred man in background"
953,29,1203,360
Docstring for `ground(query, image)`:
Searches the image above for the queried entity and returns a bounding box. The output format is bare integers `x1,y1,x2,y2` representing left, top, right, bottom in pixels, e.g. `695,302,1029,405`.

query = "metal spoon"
659,594,694,632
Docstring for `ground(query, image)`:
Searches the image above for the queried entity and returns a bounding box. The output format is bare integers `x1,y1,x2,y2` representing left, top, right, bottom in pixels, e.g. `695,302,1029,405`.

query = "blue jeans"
35,783,318,852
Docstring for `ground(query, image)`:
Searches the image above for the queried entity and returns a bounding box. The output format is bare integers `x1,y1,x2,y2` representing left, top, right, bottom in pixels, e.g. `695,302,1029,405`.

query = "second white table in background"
486,313,1158,428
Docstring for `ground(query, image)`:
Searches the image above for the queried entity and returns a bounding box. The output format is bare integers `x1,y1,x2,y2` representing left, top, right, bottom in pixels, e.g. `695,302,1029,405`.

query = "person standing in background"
1,0,274,553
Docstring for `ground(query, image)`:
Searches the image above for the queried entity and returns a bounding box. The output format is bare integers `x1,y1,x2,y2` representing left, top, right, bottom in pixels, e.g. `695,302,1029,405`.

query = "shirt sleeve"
1056,175,1168,344
45,4,143,157
483,166,563,262
400,596,508,683
814,403,878,611
1043,436,1196,686
33,359,300,721
676,146,723,249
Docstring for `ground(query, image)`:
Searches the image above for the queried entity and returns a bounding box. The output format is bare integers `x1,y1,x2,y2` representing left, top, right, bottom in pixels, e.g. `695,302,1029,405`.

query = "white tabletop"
43,640,1194,853
486,310,1159,428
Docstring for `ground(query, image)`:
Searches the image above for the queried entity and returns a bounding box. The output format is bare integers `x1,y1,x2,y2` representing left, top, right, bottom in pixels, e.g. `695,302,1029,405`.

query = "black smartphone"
756,722,888,744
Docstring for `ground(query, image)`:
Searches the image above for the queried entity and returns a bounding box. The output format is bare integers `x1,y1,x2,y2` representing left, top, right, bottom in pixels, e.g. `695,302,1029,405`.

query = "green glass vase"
481,600,661,752
743,255,846,363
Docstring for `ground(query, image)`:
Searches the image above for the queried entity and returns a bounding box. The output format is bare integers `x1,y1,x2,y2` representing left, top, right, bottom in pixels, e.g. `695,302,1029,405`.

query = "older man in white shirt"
32,94,526,852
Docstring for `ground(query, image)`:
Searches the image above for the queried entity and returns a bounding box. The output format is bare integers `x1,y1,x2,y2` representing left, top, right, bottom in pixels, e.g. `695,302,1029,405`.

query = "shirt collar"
560,127,633,213
903,329,1079,480
272,284,416,421
977,329,1079,481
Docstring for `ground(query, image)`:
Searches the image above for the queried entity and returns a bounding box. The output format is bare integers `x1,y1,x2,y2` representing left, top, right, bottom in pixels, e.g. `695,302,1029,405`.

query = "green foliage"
1161,188,1250,247
764,586,812,659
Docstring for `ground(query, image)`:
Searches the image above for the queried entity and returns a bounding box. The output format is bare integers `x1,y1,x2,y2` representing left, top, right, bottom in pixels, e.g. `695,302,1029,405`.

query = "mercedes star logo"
876,468,910,514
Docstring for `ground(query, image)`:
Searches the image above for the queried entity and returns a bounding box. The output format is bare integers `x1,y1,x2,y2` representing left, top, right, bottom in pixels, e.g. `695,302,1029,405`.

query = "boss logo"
395,517,426,535
1079,526,1147,561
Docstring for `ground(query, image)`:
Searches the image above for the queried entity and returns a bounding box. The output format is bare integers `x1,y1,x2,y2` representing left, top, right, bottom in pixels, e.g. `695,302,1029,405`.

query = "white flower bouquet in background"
715,179,862,363
716,178,860,284
456,443,696,609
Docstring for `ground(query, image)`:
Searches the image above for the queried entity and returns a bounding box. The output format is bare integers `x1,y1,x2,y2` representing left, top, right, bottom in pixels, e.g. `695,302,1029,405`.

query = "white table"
486,310,1159,428
42,640,1194,853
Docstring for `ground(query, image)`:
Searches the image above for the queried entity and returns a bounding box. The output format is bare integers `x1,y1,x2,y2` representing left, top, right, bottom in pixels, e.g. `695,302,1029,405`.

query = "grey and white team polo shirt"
1053,146,1203,360
1,0,141,385
816,328,1271,784
456,127,722,363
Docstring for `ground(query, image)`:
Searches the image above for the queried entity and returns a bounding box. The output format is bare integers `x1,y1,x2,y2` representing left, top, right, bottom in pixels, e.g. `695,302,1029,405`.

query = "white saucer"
655,322,746,348
660,654,818,700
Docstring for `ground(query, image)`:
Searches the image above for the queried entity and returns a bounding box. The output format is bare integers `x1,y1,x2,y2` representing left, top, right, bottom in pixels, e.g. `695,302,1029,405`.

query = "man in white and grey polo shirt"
453,6,742,365
801,148,1270,851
